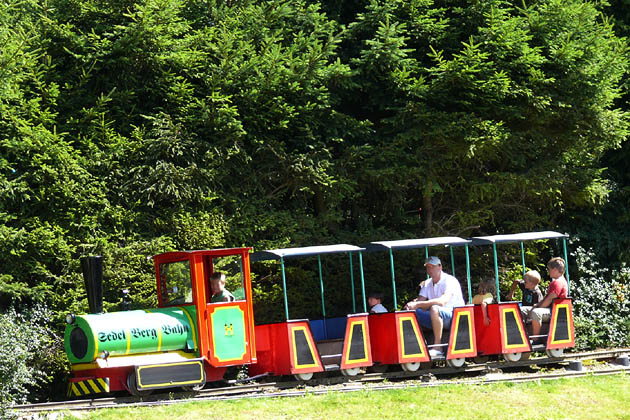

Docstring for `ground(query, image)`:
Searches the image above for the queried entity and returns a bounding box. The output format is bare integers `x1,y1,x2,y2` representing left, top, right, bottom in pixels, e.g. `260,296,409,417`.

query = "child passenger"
368,292,387,313
472,280,495,326
525,258,569,344
210,272,235,303
507,270,543,307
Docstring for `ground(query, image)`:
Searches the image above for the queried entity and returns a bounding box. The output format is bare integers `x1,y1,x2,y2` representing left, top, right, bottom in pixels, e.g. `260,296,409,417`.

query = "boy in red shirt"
522,257,568,343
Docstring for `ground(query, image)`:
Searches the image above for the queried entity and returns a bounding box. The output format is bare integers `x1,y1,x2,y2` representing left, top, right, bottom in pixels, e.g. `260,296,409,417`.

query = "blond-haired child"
507,270,543,307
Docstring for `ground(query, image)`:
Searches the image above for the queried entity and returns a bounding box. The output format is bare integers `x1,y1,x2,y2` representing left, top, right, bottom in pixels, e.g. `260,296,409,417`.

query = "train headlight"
99,350,110,360
65,314,76,325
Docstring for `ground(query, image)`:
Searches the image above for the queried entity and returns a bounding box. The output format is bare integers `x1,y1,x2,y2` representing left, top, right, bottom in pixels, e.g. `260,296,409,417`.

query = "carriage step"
321,354,342,359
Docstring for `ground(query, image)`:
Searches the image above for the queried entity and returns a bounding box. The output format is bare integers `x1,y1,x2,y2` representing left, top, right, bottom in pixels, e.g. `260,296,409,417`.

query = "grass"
60,373,629,420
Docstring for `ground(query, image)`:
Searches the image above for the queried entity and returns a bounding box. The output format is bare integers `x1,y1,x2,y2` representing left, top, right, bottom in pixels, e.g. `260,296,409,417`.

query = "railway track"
14,348,630,417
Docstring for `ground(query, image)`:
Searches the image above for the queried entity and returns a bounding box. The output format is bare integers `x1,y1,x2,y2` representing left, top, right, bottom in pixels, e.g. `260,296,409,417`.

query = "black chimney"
81,256,104,314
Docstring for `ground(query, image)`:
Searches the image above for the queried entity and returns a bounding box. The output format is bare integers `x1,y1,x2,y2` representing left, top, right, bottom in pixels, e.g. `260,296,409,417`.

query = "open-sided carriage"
364,237,478,370
248,245,373,380
470,231,575,361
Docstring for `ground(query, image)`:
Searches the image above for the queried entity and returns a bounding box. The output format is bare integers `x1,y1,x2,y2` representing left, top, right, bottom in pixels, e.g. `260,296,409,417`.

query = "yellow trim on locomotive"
69,350,198,371
136,360,204,389
210,305,247,363
67,377,110,397
180,306,198,350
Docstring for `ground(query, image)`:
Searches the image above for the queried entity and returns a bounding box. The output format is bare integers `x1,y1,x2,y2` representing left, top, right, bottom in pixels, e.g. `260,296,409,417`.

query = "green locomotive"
64,249,257,397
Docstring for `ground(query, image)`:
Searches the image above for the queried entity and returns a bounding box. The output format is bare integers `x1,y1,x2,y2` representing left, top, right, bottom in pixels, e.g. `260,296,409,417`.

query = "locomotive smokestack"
81,256,104,314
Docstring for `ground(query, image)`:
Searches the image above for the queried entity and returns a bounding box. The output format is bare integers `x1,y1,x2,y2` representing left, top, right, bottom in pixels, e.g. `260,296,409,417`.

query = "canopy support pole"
563,238,570,294
281,257,289,320
466,244,472,304
349,252,356,313
389,249,398,310
359,251,367,312
493,243,501,303
520,241,526,275
318,255,326,319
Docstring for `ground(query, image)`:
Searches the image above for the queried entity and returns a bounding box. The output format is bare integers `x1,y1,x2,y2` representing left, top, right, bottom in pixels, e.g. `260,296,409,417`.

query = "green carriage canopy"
251,244,366,320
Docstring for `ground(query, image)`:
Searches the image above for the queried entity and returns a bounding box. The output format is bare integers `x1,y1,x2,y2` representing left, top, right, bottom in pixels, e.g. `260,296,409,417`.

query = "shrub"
570,246,630,350
0,305,63,419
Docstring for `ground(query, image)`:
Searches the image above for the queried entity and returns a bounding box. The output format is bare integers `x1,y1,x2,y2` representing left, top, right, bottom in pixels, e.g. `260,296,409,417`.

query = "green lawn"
62,373,629,420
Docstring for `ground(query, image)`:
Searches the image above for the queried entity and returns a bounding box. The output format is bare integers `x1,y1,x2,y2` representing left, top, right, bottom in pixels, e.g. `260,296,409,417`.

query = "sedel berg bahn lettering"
131,327,158,340
98,323,189,343
162,323,189,335
98,330,126,342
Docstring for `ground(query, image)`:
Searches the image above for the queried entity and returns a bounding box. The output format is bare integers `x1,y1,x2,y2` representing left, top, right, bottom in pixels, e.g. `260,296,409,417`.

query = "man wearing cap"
403,256,465,358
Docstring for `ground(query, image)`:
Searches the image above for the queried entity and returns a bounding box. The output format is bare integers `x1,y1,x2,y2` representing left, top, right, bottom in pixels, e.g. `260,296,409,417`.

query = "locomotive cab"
153,249,257,383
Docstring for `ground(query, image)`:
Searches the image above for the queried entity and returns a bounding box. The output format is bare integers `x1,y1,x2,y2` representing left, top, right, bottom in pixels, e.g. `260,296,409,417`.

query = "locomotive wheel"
446,358,465,368
503,352,522,362
294,372,313,381
401,362,420,372
341,367,361,377
546,348,564,358
127,372,152,397
182,375,207,392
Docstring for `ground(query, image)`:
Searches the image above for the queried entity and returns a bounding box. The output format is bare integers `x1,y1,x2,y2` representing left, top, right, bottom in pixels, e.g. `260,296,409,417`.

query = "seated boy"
368,292,387,313
210,272,235,303
521,258,568,344
507,270,543,309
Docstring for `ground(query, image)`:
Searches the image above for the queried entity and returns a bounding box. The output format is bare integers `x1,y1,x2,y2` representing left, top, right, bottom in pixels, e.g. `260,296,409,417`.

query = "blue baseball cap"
424,256,441,266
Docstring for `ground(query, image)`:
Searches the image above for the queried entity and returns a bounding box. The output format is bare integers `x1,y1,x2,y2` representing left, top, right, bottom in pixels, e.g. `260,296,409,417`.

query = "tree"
339,0,629,237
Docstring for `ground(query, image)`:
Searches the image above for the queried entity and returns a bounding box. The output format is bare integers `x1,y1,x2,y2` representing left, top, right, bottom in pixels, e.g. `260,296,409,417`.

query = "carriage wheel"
546,348,564,358
503,352,522,362
401,362,420,372
294,372,313,381
446,358,465,368
341,367,361,377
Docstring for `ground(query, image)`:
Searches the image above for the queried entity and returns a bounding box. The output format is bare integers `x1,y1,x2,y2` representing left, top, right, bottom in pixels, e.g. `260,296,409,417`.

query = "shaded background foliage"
1,0,630,404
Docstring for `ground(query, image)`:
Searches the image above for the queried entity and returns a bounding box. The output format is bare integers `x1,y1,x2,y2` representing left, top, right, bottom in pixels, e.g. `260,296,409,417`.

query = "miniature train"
64,232,575,397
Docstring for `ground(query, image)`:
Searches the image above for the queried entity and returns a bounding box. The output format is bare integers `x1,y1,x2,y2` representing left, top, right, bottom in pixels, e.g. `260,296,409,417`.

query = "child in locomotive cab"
472,280,495,326
368,292,387,313
507,270,544,308
210,272,235,303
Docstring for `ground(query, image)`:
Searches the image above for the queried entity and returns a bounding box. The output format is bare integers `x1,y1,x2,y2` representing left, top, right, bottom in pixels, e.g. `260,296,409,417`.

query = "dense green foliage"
1,0,630,402
571,246,630,349
0,305,64,416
